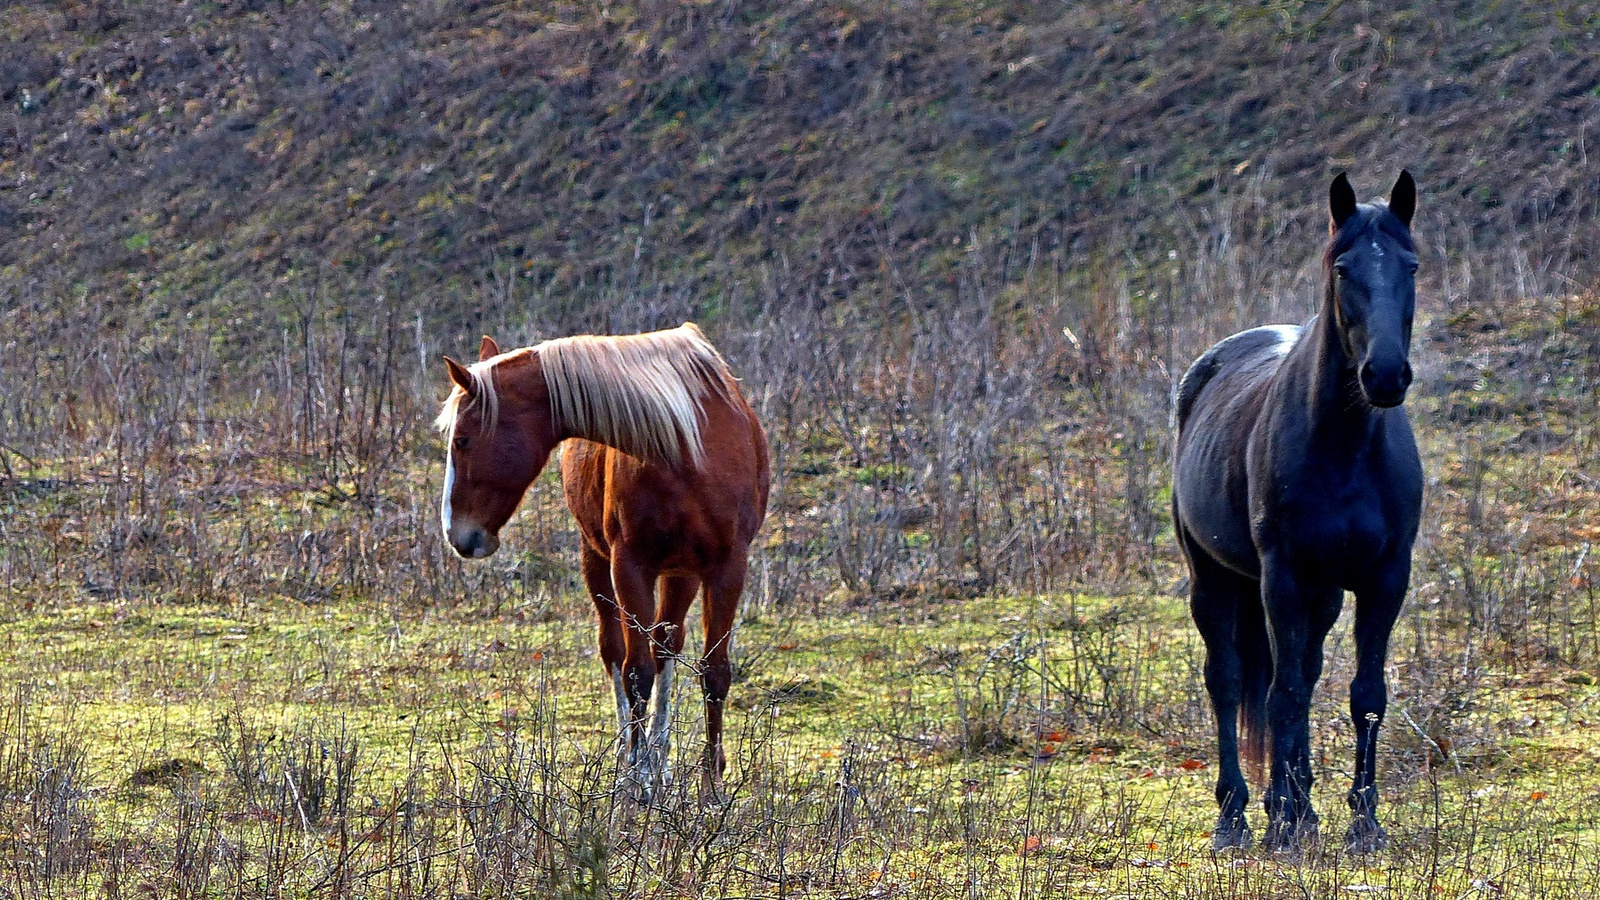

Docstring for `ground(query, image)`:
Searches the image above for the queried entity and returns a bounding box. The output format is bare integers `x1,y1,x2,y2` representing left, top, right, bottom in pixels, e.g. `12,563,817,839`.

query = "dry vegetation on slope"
1,1,1597,312
0,1,1598,897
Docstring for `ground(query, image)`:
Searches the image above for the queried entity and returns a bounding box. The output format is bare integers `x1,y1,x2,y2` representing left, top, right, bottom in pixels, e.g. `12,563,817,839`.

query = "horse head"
1327,171,1419,408
438,336,561,559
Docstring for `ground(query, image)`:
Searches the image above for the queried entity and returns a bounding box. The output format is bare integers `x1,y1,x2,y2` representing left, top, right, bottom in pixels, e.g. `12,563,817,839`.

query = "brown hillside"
1,1,1597,314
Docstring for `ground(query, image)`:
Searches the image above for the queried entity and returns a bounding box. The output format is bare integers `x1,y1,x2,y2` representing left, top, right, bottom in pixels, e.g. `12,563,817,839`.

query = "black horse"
1172,172,1423,855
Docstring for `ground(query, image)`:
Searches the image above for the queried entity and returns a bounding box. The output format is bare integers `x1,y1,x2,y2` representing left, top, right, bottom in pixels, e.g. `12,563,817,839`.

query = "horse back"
1175,325,1299,433
561,376,769,573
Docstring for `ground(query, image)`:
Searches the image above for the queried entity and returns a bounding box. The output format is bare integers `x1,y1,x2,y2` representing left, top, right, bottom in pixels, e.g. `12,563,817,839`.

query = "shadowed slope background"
1,1,1596,311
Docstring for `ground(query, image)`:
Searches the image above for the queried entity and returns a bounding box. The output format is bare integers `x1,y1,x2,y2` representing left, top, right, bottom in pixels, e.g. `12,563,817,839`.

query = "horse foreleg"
580,544,630,741
610,553,660,801
1347,561,1408,854
1260,558,1339,854
698,559,745,799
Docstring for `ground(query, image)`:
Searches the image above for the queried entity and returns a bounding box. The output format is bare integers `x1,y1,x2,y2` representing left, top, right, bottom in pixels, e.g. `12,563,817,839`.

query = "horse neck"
493,354,564,447
1291,281,1384,445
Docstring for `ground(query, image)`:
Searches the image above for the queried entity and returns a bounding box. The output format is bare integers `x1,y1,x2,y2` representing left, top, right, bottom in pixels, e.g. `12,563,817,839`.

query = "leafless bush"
0,695,96,885
944,631,1039,756
211,713,361,830
452,713,613,899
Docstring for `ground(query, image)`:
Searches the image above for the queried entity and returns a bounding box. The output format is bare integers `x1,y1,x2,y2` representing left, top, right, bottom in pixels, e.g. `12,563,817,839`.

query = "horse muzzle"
448,524,500,559
1359,358,1412,408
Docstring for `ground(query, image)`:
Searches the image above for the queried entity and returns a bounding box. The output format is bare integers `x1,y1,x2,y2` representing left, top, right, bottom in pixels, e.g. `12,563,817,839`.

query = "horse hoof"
1211,819,1253,852
1263,817,1320,857
1344,819,1389,855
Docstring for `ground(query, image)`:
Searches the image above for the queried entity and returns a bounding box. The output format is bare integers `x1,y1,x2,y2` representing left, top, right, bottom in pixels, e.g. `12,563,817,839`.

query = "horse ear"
444,356,476,395
478,335,500,361
1388,170,1416,227
1329,172,1358,232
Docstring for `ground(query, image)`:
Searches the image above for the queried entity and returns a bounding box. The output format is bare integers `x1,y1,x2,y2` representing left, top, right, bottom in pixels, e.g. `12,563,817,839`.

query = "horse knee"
624,658,657,709
701,658,732,705
598,636,625,675
1267,684,1315,734
1203,656,1242,702
1349,677,1387,722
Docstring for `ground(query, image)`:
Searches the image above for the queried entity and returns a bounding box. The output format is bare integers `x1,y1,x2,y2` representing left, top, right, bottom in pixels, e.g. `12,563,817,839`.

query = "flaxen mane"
434,324,733,469
539,323,732,468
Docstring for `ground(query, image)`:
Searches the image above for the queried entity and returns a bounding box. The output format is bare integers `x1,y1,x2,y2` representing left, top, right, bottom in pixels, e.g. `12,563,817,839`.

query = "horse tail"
1173,351,1220,432
1235,593,1272,784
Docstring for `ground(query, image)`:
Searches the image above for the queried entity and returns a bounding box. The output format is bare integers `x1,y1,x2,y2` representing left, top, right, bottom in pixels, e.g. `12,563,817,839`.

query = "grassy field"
2,3,1599,896
1,282,1598,897
3,538,1600,897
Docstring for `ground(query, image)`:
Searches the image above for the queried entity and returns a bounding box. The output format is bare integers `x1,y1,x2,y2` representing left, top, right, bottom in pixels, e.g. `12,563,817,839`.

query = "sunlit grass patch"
3,585,1600,895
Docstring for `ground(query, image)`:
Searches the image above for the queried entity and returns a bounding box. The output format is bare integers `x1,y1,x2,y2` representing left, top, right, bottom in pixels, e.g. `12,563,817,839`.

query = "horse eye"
452,436,469,451
1334,263,1351,278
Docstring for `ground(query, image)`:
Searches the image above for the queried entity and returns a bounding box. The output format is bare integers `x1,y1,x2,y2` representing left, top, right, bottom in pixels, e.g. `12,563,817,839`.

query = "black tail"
1235,594,1272,784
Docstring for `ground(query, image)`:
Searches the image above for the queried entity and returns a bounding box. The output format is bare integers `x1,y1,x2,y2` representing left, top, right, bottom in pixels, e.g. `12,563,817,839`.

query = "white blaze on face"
441,429,456,539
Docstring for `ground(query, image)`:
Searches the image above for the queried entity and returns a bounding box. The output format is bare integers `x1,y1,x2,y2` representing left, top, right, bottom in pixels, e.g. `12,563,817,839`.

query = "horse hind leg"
698,558,746,801
1182,531,1260,852
644,574,700,797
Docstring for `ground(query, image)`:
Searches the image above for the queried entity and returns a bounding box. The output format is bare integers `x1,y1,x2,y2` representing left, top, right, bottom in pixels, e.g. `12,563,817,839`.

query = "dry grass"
2,179,1598,895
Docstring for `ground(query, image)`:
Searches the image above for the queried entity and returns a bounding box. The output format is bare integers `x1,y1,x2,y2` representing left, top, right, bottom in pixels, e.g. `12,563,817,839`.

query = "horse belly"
1174,344,1283,579
1174,438,1259,578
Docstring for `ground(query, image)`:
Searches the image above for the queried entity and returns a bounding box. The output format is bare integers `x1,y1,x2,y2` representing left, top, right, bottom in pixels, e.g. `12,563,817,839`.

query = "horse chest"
1262,477,1393,573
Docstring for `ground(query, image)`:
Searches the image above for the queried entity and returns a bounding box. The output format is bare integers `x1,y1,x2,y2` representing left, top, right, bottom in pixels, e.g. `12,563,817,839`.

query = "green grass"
5,577,1600,897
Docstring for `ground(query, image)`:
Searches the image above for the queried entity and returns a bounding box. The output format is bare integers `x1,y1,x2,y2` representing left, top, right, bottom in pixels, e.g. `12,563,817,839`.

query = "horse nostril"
1359,360,1376,384
450,530,478,558
449,527,498,559
1399,362,1413,389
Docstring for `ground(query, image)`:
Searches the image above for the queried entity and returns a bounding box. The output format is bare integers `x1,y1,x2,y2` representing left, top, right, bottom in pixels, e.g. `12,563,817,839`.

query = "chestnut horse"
436,323,770,799
1173,172,1422,854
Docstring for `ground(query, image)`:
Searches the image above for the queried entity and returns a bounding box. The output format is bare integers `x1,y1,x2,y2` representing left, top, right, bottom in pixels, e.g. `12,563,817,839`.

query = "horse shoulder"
1177,325,1299,430
560,439,613,552
1250,421,1420,575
